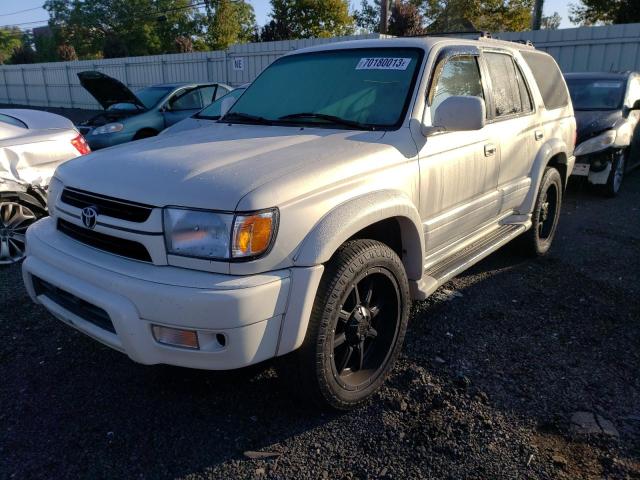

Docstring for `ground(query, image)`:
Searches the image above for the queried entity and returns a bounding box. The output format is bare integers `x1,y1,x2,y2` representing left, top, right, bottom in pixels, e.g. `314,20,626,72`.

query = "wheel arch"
133,127,159,140
519,139,570,215
293,191,425,282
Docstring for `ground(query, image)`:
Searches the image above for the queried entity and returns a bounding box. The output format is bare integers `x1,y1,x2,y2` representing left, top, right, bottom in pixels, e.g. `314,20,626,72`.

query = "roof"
291,35,537,56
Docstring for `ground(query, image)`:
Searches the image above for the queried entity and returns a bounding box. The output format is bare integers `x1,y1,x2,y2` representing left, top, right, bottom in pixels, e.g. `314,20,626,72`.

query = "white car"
161,85,248,135
1,109,89,264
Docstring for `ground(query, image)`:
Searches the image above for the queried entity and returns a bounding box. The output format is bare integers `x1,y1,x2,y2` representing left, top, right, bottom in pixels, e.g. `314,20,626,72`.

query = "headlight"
574,130,616,156
163,207,277,260
91,123,124,135
46,177,63,214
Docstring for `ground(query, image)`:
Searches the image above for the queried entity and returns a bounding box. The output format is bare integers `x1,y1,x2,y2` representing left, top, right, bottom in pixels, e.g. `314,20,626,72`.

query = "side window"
515,62,533,114
215,85,231,100
169,88,203,111
626,77,640,108
520,51,569,110
199,86,216,106
484,52,527,118
429,55,483,122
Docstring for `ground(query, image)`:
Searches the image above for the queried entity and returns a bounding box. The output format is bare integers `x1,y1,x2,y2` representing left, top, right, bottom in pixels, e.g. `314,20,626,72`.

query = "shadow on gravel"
1,173,639,479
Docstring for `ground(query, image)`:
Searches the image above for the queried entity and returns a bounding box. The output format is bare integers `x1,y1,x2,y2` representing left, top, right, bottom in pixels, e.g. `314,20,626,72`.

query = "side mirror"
632,99,640,110
220,97,236,118
423,96,486,136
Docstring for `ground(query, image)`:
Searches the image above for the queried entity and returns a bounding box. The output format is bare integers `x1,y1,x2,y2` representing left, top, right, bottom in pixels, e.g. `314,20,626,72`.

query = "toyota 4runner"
22,36,575,410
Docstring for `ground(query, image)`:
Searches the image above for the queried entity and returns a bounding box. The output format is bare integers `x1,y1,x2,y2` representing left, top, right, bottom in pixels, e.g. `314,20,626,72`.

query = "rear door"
481,50,539,214
418,48,502,254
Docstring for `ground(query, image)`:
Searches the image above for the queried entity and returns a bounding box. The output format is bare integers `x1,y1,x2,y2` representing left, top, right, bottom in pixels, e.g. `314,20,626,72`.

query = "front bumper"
572,149,620,184
22,218,323,370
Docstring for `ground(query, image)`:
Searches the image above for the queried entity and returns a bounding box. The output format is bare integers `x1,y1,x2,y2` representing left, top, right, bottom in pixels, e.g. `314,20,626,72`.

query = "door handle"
535,130,544,140
484,143,496,157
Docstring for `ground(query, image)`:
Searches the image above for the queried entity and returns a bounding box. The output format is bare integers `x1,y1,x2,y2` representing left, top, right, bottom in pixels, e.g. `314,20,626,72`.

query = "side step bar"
412,223,528,299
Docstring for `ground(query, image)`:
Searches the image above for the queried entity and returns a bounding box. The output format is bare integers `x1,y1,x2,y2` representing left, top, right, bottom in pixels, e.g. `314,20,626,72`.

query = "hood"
77,71,145,110
574,109,622,144
55,123,390,211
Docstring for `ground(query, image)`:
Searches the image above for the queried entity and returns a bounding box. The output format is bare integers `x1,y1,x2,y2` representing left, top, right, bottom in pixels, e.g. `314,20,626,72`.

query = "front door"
418,50,501,255
162,85,216,127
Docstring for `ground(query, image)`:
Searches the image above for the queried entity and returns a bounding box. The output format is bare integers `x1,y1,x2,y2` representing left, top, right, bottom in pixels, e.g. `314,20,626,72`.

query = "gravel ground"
1,138,639,477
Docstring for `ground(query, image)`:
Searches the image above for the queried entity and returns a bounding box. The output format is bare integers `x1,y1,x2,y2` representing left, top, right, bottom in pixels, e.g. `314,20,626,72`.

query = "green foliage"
9,44,37,64
541,12,562,30
261,0,355,41
204,0,257,50
570,0,640,25
423,0,533,33
353,0,381,33
44,0,202,59
0,28,23,64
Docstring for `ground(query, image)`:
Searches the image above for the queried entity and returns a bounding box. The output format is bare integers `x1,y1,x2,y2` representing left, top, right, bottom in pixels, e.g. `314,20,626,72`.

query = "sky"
0,0,575,33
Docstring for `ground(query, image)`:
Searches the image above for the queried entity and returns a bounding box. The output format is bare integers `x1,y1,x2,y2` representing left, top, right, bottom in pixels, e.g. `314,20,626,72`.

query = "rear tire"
517,166,563,257
279,240,411,410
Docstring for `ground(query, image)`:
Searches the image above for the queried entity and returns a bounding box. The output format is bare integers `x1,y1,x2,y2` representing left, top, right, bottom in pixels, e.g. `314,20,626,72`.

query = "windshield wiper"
278,112,373,130
221,111,273,125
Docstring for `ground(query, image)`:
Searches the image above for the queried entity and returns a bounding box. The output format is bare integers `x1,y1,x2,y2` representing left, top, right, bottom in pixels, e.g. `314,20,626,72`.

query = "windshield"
225,48,423,130
108,86,173,111
196,88,246,119
566,78,626,111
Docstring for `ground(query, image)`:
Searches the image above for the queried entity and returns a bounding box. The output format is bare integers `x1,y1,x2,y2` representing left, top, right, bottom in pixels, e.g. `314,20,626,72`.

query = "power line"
0,6,44,17
0,19,49,28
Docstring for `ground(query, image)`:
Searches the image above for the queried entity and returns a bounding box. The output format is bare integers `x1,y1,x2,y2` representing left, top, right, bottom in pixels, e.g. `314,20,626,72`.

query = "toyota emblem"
81,206,98,229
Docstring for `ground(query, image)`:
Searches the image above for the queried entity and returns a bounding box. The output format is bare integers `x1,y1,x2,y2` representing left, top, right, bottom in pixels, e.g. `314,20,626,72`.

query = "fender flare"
520,138,570,215
293,190,425,281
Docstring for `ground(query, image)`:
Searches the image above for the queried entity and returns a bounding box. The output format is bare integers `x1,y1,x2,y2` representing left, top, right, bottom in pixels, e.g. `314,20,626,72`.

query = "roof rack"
408,30,492,39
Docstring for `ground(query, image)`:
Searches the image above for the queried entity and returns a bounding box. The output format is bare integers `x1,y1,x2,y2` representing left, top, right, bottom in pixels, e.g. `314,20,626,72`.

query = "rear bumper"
22,218,323,369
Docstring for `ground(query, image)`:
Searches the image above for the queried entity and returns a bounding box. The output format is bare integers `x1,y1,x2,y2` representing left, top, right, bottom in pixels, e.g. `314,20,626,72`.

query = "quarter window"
429,55,484,122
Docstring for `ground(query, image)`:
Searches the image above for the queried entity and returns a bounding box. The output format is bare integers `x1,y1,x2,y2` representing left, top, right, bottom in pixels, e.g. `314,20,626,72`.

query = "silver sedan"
1,109,89,264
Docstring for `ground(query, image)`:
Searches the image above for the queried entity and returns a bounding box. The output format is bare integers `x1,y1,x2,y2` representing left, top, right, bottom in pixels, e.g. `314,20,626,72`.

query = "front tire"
517,166,563,257
604,150,626,197
281,240,411,410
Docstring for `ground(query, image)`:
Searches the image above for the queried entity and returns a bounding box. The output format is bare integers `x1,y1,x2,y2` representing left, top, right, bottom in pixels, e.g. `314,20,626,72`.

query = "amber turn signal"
232,210,277,258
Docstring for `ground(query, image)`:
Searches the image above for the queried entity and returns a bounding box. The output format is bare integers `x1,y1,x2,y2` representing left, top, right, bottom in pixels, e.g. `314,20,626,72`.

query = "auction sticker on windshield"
356,58,412,70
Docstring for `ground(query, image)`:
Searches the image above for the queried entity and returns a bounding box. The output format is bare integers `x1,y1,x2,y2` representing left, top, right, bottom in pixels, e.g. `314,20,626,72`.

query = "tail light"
71,134,91,155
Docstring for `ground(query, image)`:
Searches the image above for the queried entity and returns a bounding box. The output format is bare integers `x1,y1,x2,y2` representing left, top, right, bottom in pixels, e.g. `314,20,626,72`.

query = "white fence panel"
497,23,640,72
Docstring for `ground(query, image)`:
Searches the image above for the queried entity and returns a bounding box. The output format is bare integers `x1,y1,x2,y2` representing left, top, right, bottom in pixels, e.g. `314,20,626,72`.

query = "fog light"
152,325,199,349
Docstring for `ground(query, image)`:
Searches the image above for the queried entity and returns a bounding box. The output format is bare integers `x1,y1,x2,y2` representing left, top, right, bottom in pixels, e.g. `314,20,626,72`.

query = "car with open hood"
0,109,89,264
76,71,231,150
565,72,640,196
22,37,575,410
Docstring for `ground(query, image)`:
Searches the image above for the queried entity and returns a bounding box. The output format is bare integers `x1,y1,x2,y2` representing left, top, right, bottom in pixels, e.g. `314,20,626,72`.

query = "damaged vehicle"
76,71,230,150
0,109,89,264
565,72,640,196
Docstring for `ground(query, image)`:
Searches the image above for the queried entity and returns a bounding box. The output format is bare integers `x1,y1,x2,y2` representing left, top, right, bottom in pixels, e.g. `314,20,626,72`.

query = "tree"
204,0,256,50
423,0,533,33
260,0,354,41
541,12,561,30
570,0,640,25
44,0,202,59
388,1,425,36
0,28,23,64
9,44,37,64
353,0,381,33
174,35,193,52
103,34,129,58
57,44,78,61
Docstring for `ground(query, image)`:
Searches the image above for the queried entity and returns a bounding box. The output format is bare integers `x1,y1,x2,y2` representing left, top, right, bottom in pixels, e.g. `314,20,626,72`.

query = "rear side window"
485,52,524,117
429,55,484,122
521,51,569,110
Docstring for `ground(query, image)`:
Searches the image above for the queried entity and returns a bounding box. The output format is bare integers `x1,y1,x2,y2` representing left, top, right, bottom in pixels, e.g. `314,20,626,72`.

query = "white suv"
22,36,575,409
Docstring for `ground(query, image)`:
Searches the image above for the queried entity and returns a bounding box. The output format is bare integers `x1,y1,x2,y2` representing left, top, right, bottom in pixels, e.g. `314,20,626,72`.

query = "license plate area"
572,163,590,176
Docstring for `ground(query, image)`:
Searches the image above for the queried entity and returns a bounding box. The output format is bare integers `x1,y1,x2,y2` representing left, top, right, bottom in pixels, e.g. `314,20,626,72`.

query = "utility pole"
380,0,389,34
531,0,544,30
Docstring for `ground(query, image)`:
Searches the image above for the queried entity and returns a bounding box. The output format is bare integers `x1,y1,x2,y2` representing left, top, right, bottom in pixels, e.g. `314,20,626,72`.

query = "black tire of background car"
602,150,626,198
278,239,410,410
515,166,563,257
